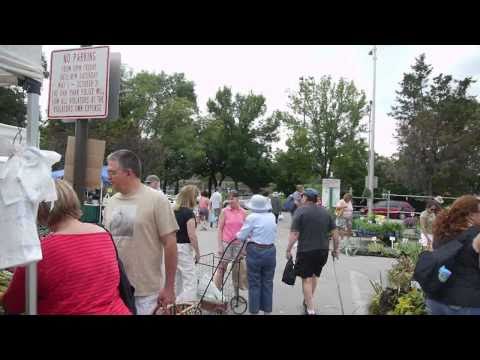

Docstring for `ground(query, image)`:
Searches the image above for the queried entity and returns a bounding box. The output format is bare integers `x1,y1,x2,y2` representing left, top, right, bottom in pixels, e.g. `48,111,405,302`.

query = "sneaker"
306,310,316,315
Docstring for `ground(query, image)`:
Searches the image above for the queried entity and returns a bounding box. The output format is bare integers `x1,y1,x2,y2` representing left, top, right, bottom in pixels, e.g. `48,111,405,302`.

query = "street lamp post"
367,45,377,216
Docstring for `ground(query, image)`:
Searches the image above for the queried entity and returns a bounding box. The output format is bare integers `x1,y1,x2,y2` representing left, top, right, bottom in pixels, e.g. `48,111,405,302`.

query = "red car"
360,200,415,219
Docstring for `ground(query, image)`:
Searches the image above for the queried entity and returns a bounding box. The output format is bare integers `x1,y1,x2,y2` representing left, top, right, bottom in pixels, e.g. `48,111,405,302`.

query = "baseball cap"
434,196,444,205
303,188,318,200
145,174,160,183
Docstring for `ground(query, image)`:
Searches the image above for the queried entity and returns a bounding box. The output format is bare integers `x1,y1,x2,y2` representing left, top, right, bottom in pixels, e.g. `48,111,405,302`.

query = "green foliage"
374,154,410,195
276,76,368,194
272,127,314,195
381,247,400,258
0,86,27,127
367,242,385,254
392,289,427,315
369,243,427,315
41,68,200,186
395,241,423,264
353,217,404,243
388,256,415,292
390,53,480,195
204,87,280,193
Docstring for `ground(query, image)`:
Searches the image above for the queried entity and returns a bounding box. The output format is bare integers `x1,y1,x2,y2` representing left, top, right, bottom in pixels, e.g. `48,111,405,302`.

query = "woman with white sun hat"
236,194,277,315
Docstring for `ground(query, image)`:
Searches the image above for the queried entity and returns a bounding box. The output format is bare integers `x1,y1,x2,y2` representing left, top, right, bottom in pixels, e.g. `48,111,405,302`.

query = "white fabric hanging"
0,146,61,269
0,45,43,86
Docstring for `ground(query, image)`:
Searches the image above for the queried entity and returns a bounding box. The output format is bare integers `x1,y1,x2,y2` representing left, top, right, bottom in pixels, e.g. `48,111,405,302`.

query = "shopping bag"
197,274,224,304
231,257,248,290
282,258,296,286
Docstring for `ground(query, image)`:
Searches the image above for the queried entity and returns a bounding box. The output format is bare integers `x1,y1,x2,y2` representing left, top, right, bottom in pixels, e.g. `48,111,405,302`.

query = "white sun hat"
247,194,271,212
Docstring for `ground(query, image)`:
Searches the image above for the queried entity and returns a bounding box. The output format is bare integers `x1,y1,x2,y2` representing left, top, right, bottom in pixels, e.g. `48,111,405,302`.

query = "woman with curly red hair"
426,195,480,315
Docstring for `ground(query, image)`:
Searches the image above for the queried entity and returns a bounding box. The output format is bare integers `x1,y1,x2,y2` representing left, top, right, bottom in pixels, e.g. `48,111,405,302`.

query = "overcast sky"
40,45,480,157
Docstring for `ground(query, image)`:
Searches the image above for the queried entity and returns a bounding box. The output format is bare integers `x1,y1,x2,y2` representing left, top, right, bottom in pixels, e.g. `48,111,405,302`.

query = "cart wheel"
230,296,247,315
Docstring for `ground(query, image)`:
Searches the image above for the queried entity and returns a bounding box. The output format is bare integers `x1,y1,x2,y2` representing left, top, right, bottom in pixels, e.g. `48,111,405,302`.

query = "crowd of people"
1,148,479,315
0,149,341,315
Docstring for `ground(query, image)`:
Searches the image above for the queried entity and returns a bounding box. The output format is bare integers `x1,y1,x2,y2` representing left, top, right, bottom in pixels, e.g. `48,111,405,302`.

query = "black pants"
273,213,279,224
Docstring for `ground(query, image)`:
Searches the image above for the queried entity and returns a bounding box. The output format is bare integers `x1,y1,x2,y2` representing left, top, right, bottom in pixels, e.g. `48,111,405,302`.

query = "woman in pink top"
1,180,131,315
198,191,210,230
214,191,246,290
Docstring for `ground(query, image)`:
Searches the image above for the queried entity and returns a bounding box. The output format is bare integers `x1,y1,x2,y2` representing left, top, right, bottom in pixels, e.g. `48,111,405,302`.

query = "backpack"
283,195,296,212
413,226,480,298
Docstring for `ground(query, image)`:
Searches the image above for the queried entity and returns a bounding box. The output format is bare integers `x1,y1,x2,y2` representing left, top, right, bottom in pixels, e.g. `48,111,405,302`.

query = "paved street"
195,211,396,315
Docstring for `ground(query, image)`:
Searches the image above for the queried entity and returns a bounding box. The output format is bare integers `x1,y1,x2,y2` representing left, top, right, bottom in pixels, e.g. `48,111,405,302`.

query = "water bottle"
438,265,452,283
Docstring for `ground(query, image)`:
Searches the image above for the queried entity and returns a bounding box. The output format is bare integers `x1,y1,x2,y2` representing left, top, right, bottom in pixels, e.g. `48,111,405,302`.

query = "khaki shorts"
220,241,243,263
336,217,352,232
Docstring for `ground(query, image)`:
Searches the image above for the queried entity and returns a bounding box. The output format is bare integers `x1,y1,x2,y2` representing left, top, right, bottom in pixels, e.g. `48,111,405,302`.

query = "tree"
203,87,280,193
272,127,314,195
40,67,200,184
374,154,409,195
390,54,480,195
0,86,27,127
281,76,368,192
153,97,202,193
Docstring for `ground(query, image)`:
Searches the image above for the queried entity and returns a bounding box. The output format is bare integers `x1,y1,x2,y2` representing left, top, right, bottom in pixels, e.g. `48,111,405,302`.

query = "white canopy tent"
0,45,44,314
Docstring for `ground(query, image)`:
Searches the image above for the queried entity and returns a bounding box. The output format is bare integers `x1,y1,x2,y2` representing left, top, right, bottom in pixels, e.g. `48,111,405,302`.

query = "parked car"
360,200,415,219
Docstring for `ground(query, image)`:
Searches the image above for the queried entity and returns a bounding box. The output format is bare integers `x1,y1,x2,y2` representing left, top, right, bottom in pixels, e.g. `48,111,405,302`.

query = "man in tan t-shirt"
104,150,179,315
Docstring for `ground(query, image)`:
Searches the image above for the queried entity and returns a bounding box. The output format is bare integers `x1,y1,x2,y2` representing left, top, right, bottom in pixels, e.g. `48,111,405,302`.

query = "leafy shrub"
392,289,427,315
388,256,415,292
353,217,404,244
396,241,423,264
381,247,400,258
379,288,400,315
367,242,385,254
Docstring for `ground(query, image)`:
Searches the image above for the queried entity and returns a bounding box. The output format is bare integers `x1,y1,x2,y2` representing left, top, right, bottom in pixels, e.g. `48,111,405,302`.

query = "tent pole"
24,78,41,315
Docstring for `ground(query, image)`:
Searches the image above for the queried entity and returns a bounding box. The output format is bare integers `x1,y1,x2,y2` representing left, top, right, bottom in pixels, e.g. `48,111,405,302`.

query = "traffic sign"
48,46,110,119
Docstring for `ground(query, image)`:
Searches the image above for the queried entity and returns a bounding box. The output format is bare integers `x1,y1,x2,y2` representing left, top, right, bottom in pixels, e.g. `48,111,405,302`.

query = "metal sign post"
24,78,42,315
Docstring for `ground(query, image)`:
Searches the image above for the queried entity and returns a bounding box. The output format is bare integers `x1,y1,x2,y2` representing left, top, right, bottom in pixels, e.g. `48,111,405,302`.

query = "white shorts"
135,294,158,315
419,233,432,247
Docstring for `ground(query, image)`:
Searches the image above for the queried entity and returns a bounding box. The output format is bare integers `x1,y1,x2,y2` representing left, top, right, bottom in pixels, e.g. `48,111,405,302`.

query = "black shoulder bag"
413,226,480,298
104,229,137,315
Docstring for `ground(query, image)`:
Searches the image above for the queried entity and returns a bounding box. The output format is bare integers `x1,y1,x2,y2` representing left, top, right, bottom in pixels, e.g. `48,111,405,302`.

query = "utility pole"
367,45,377,216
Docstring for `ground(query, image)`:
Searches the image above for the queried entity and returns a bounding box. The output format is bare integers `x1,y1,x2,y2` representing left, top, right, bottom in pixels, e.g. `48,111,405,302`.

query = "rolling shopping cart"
194,240,248,315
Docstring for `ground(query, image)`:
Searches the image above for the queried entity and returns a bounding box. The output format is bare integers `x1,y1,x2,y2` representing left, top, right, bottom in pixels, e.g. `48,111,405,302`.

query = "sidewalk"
196,213,396,315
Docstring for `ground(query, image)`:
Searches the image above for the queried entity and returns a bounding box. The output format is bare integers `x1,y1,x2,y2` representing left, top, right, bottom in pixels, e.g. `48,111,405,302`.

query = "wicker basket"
198,300,228,314
153,303,199,315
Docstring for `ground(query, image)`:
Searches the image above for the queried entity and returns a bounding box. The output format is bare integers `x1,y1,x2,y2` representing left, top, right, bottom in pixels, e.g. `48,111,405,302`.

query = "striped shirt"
3,232,131,315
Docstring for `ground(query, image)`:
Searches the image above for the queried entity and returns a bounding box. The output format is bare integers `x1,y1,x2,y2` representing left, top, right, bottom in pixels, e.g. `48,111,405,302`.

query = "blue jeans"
426,298,480,315
246,244,276,314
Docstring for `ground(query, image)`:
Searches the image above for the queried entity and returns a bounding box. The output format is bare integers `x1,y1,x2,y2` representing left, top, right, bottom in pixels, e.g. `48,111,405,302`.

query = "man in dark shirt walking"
286,188,340,315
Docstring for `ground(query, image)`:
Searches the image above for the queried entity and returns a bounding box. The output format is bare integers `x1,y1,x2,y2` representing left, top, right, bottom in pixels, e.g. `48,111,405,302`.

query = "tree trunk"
219,173,226,188
163,179,168,194
208,176,212,196
175,179,180,194
234,180,239,191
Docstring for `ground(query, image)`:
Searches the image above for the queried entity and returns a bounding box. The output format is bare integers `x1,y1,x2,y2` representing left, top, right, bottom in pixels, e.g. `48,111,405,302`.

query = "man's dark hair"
426,200,440,211
107,149,142,179
201,190,209,197
229,190,239,199
304,194,318,203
